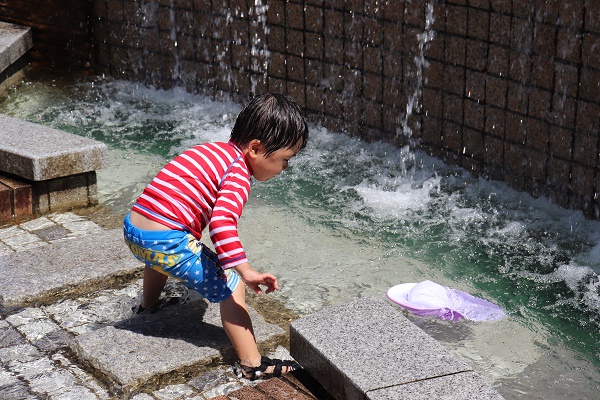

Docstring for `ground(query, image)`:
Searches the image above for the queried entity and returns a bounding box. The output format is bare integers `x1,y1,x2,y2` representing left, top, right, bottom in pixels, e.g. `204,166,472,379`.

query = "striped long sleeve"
132,141,251,269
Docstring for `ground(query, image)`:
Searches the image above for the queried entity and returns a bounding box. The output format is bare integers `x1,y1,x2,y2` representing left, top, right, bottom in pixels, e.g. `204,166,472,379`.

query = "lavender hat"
387,280,504,321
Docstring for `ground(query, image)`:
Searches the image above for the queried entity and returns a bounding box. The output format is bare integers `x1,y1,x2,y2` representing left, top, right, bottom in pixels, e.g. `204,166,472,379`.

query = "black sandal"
240,356,302,381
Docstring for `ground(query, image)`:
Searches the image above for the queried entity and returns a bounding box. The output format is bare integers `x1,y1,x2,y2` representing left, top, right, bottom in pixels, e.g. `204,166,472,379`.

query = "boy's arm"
234,262,279,294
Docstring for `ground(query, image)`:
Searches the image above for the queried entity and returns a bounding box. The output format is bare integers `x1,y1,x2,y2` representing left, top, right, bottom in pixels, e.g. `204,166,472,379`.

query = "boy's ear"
246,139,263,158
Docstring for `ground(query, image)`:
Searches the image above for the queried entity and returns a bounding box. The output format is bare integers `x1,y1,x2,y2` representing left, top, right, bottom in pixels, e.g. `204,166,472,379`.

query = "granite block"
0,21,32,74
290,297,474,400
0,115,108,181
71,299,285,394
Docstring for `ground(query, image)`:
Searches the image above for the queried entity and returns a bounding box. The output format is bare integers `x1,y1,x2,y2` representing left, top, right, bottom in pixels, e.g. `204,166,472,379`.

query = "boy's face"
246,140,302,182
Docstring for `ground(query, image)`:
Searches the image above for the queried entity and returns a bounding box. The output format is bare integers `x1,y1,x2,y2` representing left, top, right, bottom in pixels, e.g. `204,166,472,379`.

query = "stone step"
0,227,138,309
0,115,108,182
0,21,32,75
71,297,286,396
290,297,505,400
0,114,108,220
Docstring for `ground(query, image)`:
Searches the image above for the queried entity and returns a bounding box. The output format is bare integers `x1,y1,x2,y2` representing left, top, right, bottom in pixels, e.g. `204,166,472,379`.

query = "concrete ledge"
0,115,108,181
0,21,32,74
290,297,504,400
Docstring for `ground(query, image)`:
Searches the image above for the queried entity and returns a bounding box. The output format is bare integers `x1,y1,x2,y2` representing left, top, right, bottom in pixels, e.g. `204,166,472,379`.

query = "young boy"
123,93,309,380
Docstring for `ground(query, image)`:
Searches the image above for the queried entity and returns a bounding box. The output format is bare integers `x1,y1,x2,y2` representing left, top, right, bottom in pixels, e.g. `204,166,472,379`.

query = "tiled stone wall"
2,1,600,217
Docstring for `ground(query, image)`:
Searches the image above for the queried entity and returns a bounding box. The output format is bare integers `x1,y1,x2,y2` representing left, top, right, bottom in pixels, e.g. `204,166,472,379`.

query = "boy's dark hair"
230,93,309,157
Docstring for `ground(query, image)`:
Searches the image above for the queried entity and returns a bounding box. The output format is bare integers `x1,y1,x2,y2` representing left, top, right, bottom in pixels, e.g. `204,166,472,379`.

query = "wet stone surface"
0,212,296,399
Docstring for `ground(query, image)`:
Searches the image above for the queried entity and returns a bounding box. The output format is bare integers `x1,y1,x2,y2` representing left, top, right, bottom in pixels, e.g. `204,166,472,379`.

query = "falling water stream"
0,74,598,399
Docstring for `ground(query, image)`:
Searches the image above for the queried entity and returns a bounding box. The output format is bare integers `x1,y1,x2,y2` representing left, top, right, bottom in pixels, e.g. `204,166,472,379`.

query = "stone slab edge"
0,21,32,73
0,115,109,181
71,299,285,395
0,229,140,308
290,297,504,400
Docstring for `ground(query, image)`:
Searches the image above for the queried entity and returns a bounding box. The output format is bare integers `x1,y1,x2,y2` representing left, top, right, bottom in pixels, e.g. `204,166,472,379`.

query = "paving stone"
0,326,25,348
0,229,141,308
153,383,197,399
32,224,71,241
19,216,56,231
0,380,33,400
71,300,285,394
15,318,61,341
0,343,42,364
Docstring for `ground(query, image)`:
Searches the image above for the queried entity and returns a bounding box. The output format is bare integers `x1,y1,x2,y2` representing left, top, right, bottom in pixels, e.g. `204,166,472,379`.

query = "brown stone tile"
503,142,526,175
443,93,463,124
582,33,600,69
580,67,600,103
446,4,467,36
556,27,582,63
509,50,532,83
533,23,556,57
223,385,269,399
445,35,466,66
463,128,484,160
505,112,526,143
524,149,548,181
489,13,511,46
287,55,305,82
383,20,402,51
257,376,317,399
559,0,585,29
485,105,506,138
573,133,599,167
549,126,573,159
486,75,507,108
570,163,595,197
576,101,600,134
468,8,489,40
466,39,487,71
507,82,527,114
531,55,554,90
442,65,465,95
0,182,12,222
267,0,285,25
305,5,323,33
487,44,509,77
287,2,305,30
443,121,463,153
484,134,504,167
464,98,484,130
422,88,442,118
535,0,559,23
528,87,551,119
0,175,32,220
585,0,600,33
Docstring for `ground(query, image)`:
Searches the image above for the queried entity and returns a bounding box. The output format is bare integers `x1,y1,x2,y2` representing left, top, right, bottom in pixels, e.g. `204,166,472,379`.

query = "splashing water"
0,76,598,399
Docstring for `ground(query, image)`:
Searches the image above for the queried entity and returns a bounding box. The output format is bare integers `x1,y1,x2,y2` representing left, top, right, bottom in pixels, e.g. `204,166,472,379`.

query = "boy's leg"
141,266,168,309
219,280,261,367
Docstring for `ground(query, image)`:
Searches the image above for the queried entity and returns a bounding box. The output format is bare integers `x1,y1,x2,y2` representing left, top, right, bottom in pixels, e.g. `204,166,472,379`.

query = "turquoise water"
1,76,598,399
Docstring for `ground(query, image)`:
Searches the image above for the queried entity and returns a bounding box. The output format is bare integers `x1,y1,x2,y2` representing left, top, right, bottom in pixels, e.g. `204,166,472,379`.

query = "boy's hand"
234,263,279,294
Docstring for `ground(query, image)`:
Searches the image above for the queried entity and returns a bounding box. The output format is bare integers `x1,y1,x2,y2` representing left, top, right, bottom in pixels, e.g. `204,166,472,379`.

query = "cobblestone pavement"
0,212,311,400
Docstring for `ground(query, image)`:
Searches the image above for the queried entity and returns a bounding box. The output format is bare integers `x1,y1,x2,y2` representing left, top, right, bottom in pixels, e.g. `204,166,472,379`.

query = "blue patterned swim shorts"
123,213,240,303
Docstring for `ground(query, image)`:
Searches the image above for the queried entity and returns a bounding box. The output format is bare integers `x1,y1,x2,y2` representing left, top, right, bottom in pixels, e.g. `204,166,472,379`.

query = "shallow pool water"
1,76,598,399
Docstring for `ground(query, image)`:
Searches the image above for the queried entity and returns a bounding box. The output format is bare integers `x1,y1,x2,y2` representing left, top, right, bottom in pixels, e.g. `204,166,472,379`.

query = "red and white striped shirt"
132,141,251,269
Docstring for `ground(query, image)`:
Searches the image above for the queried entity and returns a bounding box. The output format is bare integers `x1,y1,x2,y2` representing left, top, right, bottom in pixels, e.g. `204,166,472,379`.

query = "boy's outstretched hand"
234,262,279,294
